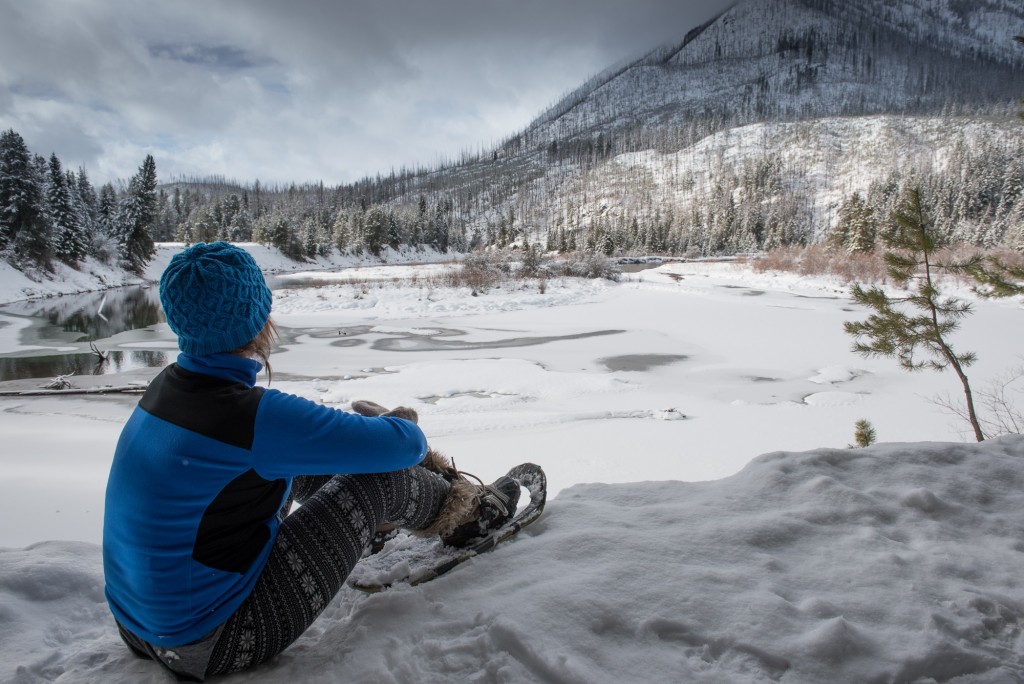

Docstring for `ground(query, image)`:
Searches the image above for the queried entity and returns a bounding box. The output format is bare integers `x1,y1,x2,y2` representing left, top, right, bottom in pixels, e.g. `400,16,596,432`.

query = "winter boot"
409,469,520,547
408,445,519,546
440,473,521,547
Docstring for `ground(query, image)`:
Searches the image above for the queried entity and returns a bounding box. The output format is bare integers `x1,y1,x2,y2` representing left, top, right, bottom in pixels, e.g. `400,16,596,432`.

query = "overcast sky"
0,0,734,187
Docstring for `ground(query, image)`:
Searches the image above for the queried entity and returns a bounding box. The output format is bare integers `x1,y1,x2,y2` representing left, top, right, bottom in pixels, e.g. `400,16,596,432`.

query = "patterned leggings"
120,466,450,681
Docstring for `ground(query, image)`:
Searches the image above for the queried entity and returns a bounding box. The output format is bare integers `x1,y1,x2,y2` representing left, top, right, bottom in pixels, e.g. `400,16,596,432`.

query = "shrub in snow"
558,252,621,281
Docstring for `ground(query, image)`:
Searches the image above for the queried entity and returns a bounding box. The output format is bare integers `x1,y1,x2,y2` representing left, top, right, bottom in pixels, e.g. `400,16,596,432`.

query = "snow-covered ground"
0,243,452,305
2,255,1024,682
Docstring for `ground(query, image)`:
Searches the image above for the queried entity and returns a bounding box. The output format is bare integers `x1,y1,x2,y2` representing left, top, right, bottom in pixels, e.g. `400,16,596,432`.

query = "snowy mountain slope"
522,0,1023,146
821,0,1024,66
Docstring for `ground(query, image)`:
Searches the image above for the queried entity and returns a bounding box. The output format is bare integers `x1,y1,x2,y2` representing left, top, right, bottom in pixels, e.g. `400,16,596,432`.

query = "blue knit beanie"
159,242,272,356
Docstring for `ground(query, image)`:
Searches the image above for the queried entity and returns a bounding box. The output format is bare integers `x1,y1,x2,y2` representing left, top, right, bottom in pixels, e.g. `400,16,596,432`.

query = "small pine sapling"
843,187,985,442
851,419,876,448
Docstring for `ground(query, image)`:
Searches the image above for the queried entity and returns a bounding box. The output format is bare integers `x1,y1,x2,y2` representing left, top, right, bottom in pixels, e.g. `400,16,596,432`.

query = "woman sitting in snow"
103,241,519,681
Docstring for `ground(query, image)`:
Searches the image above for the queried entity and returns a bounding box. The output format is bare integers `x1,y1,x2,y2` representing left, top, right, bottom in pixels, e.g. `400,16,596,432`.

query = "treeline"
152,185,471,259
542,157,809,257
0,129,158,275
829,136,1024,253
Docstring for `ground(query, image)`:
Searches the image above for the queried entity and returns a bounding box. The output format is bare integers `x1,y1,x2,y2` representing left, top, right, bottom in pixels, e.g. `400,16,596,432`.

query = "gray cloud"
148,44,272,70
0,0,734,186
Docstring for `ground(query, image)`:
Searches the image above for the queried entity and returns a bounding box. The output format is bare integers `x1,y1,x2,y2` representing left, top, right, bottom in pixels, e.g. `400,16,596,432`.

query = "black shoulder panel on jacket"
139,364,266,449
193,468,287,574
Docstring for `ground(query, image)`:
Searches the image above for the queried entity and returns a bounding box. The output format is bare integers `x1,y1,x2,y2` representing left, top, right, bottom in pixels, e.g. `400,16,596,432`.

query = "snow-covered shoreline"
0,243,456,305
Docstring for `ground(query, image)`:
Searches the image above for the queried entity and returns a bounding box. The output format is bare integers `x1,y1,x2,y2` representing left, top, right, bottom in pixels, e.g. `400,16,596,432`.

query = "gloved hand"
353,400,458,481
352,399,419,424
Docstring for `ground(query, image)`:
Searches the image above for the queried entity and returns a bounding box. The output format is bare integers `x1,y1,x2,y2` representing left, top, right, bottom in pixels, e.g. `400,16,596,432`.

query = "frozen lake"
0,263,458,380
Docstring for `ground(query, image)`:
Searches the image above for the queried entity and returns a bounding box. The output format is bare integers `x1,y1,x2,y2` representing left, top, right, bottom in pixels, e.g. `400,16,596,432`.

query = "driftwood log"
0,385,147,397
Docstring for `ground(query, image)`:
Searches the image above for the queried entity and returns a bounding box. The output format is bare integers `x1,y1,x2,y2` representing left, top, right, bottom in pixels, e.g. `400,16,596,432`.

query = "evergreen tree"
996,158,1023,220
171,187,184,226
348,208,366,253
71,167,98,251
114,155,158,274
331,208,350,252
299,216,318,257
75,167,99,232
251,213,271,245
429,199,451,252
189,209,220,244
98,183,117,237
831,192,875,253
31,154,49,189
520,242,543,277
47,154,87,263
363,205,388,256
413,195,427,247
386,210,402,251
0,129,51,267
65,169,86,245
260,213,299,257
497,216,509,249
136,155,158,222
214,194,251,242
844,188,984,441
450,221,468,253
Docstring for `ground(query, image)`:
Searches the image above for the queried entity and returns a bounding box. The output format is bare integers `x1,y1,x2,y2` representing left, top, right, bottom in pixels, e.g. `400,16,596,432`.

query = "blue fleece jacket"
103,353,427,646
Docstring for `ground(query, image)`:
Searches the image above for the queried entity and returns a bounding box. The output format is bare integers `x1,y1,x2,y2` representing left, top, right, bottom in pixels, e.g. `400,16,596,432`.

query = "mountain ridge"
520,0,1023,150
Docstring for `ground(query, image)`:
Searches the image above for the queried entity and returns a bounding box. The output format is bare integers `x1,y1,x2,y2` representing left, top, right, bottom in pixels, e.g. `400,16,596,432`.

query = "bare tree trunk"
924,250,985,441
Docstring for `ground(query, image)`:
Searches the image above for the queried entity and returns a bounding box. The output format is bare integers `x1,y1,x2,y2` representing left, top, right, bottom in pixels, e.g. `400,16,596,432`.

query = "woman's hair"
233,317,280,380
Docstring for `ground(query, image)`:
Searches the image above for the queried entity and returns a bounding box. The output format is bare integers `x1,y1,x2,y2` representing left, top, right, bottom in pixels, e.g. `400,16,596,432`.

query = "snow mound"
808,365,861,385
3,436,1024,683
802,391,865,407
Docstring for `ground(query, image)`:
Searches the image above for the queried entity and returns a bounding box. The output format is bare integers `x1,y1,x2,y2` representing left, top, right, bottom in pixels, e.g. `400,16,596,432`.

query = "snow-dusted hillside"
543,115,1024,244
825,0,1024,66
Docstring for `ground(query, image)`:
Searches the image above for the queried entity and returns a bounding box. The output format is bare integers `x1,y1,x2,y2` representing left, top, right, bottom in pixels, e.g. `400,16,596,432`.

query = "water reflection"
0,286,169,381
0,350,169,381
1,286,163,343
